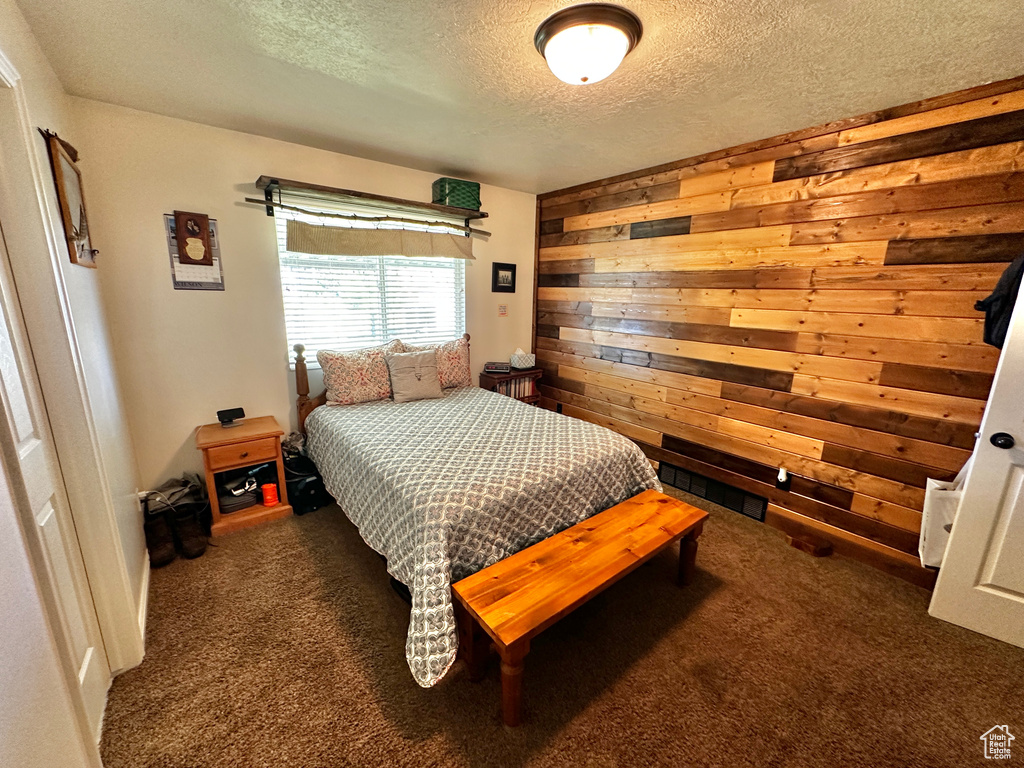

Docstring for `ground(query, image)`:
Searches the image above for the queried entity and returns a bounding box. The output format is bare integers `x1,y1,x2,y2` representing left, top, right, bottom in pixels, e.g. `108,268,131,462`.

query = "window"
275,208,466,366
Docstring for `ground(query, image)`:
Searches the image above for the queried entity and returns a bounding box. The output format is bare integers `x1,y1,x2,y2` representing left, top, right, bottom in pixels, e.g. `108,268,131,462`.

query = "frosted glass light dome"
535,4,643,86
542,23,631,85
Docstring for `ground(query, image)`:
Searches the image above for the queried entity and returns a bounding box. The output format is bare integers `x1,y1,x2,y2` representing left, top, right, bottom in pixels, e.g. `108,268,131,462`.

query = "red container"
261,483,279,507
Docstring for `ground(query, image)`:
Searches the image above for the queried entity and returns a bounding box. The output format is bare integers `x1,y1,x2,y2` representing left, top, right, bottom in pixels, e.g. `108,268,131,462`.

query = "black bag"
284,454,332,516
147,473,212,533
976,255,1024,349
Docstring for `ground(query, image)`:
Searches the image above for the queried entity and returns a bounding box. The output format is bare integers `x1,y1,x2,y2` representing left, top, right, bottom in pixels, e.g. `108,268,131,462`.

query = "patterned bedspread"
305,386,660,687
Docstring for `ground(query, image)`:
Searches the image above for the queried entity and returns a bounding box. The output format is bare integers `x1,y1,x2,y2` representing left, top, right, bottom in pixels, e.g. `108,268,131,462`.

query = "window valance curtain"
285,219,475,260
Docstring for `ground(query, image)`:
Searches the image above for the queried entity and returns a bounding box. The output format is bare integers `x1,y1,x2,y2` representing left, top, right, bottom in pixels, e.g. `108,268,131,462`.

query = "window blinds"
275,208,466,366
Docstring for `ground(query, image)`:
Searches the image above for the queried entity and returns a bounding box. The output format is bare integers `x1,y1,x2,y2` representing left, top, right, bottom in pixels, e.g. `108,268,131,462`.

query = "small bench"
452,489,708,726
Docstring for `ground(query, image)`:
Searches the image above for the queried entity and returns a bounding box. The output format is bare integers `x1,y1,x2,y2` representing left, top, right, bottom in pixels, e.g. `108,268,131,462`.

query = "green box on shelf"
432,177,481,211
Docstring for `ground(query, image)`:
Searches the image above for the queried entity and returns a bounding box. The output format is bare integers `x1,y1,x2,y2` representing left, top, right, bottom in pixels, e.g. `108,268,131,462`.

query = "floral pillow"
317,339,405,405
405,336,471,389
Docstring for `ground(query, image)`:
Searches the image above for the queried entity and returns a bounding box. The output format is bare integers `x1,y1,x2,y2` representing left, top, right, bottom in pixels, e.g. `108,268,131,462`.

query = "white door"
930,288,1024,646
0,219,110,737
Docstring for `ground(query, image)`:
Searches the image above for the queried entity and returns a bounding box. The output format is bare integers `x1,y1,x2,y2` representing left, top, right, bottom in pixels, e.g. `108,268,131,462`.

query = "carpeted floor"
101,489,1024,768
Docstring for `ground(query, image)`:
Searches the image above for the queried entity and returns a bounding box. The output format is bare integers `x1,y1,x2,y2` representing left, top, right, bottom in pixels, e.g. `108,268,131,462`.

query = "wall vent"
658,462,767,522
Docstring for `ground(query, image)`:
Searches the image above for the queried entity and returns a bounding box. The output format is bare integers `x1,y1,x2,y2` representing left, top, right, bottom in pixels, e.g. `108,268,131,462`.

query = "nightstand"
479,367,542,405
195,415,292,536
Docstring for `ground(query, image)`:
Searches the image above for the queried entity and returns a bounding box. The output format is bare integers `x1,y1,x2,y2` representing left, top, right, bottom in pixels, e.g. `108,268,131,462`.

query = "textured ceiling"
15,0,1024,193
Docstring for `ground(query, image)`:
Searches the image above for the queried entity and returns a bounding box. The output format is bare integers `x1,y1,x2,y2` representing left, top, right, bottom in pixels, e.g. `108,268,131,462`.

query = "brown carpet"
101,489,1024,768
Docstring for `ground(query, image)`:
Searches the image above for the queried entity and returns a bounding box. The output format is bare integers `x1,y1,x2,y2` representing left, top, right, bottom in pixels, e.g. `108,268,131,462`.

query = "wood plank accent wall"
534,75,1024,589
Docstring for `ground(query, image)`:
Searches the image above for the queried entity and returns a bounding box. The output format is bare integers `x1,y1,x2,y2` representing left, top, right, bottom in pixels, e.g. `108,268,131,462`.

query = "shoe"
172,509,208,559
144,510,177,568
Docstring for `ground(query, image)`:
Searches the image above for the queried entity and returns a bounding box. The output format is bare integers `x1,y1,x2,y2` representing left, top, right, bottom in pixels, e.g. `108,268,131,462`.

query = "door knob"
990,432,1015,450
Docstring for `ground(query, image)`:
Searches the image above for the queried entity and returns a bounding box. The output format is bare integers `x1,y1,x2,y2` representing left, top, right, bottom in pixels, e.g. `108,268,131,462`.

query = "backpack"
975,255,1024,349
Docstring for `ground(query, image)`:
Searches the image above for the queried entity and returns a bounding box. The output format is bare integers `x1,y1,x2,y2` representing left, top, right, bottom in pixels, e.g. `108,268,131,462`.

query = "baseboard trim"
136,552,150,648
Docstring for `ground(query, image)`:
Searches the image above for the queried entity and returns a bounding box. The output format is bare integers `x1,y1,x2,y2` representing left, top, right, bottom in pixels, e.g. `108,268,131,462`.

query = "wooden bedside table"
195,415,292,536
479,367,542,405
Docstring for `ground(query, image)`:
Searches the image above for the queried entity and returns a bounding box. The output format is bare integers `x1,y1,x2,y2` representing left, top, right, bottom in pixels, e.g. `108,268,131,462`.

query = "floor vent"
658,462,767,523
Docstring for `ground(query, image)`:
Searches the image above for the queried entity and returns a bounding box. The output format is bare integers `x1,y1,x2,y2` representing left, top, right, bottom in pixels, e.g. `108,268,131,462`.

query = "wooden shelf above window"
256,176,488,221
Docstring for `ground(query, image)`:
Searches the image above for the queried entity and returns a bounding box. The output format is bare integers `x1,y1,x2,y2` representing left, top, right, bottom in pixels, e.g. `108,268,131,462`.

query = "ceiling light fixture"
534,3,643,86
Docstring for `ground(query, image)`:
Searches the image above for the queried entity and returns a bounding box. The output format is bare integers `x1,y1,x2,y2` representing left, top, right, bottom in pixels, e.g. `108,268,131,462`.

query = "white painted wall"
71,98,537,490
0,0,146,673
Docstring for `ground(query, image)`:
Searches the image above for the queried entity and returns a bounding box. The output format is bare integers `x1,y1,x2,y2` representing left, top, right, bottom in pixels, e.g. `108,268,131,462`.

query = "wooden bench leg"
499,642,528,727
678,530,699,586
455,601,489,682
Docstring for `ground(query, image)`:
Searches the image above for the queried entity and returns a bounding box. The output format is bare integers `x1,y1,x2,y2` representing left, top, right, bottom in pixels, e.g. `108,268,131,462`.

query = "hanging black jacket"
976,255,1024,349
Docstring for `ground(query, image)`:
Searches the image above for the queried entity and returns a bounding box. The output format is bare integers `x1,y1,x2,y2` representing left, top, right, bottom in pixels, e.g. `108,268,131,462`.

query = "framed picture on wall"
492,262,516,293
44,132,98,268
173,211,214,266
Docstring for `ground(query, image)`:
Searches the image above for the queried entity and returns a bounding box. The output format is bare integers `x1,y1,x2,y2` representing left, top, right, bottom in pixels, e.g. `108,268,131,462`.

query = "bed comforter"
305,386,660,687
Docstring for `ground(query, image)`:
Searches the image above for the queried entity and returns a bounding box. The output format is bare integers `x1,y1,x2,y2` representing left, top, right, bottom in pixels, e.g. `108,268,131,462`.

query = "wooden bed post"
295,343,309,394
295,343,309,398
295,344,311,434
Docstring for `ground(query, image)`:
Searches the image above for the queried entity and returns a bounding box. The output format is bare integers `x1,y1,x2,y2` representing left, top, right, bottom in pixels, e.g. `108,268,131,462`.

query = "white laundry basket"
919,454,973,568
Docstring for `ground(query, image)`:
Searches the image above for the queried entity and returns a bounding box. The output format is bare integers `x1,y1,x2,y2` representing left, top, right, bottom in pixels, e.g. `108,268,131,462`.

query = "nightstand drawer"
206,437,278,470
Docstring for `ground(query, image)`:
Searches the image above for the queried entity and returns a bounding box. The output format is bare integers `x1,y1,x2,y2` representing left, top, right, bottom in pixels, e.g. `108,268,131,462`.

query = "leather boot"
172,508,208,559
144,508,177,567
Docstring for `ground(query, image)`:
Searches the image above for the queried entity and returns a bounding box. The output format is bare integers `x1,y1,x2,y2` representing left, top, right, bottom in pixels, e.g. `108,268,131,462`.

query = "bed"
295,340,660,688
